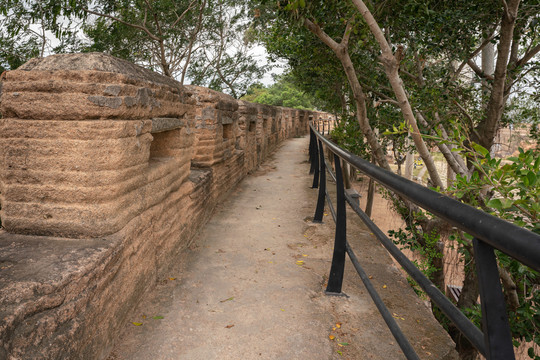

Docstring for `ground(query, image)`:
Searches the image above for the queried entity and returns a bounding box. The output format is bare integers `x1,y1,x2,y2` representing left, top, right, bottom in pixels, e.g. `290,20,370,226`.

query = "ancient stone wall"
0,53,334,359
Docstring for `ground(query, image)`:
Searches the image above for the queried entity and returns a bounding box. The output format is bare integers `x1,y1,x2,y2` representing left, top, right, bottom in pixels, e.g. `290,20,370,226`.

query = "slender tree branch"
515,43,540,68
303,18,340,51
501,0,513,20
399,68,420,83
181,0,206,84
452,99,482,141
342,17,354,47
467,59,495,81
82,7,161,41
452,32,497,81
171,0,198,28
499,265,520,312
416,111,468,176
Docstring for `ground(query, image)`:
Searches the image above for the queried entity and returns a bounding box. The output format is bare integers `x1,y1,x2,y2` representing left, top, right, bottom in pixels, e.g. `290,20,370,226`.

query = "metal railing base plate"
324,291,349,298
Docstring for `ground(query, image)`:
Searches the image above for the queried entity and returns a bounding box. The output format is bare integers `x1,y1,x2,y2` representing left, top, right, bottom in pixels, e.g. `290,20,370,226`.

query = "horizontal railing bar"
346,242,421,360
325,189,337,223
343,189,487,355
324,158,337,183
310,124,540,272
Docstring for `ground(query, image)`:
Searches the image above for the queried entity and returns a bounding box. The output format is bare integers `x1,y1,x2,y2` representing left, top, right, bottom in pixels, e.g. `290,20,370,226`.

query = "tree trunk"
481,41,495,98
350,0,444,189
303,18,390,170
474,0,520,150
448,244,479,360
339,50,390,169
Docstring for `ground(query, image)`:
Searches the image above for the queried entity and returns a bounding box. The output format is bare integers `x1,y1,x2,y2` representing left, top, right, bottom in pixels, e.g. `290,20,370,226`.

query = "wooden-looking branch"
303,18,340,51
303,17,390,170
342,17,354,48
499,265,520,312
452,32,497,81
467,59,495,81
351,0,444,189
515,44,540,69
171,0,198,28
82,7,160,41
416,111,468,176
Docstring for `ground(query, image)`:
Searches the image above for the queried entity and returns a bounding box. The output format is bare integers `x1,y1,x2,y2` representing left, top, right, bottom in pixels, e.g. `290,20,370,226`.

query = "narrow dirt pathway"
107,137,457,360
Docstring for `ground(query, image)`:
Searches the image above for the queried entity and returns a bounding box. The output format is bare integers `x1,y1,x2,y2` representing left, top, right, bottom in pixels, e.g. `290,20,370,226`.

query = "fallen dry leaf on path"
225,324,234,329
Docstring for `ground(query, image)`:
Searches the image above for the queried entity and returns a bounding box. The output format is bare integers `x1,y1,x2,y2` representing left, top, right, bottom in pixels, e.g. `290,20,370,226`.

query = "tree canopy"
0,0,266,98
240,74,317,110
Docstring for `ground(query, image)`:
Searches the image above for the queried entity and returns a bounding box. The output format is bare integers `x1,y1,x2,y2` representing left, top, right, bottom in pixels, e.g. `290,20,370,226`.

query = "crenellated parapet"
0,53,335,359
0,53,196,238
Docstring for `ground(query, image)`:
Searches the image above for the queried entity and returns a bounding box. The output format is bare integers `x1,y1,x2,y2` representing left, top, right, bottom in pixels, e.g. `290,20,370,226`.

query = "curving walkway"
107,136,457,360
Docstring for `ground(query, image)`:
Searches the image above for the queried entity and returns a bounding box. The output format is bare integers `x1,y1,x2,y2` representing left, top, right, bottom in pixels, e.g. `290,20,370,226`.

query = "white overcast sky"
35,21,284,87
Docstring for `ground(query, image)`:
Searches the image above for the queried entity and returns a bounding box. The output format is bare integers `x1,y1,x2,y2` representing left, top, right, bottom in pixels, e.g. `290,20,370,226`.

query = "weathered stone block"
0,54,196,238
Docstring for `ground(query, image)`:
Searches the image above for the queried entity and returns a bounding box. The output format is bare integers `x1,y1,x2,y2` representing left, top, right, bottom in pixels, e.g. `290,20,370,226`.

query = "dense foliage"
240,74,316,110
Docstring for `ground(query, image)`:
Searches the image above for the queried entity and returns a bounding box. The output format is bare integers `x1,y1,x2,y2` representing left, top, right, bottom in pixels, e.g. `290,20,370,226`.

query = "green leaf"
472,143,489,157
526,171,536,186
487,199,503,210
152,316,164,319
500,198,514,209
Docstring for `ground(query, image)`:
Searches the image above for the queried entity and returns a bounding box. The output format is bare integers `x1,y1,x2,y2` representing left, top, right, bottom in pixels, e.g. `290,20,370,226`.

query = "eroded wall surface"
0,53,333,359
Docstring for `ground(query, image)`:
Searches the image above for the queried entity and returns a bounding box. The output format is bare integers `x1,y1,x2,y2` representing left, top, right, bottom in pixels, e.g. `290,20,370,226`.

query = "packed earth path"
107,136,457,360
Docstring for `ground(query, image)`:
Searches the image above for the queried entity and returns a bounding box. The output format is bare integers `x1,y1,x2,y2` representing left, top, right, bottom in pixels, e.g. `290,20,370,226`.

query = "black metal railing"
308,122,540,360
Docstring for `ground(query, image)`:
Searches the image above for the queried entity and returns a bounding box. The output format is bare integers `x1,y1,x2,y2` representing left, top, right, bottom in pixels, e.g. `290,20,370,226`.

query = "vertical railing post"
322,119,325,135
311,129,320,189
473,238,515,360
309,127,316,175
313,139,326,222
325,155,347,295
